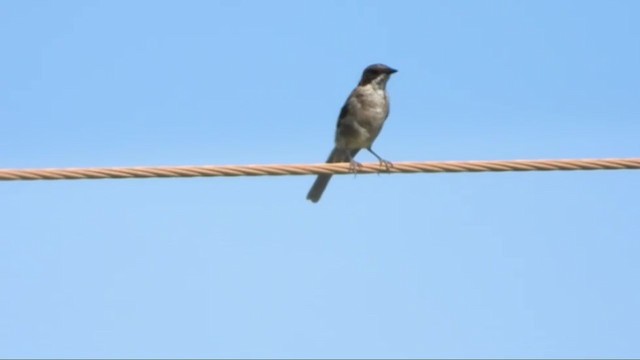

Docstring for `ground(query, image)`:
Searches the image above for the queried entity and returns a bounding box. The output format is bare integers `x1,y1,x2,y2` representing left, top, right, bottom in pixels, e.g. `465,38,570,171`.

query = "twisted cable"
0,158,638,181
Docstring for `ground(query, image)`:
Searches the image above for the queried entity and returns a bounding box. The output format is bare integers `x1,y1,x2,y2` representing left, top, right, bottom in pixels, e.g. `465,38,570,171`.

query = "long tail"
306,148,359,203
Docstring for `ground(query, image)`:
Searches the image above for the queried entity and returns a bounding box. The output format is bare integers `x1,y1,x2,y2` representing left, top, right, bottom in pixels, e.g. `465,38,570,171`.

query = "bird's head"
359,63,397,88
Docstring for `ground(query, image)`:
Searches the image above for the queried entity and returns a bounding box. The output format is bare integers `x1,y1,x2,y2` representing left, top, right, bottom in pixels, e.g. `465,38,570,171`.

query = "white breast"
355,83,388,122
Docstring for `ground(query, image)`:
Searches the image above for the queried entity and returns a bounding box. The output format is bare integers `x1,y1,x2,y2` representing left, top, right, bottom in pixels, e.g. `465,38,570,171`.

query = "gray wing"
336,100,351,128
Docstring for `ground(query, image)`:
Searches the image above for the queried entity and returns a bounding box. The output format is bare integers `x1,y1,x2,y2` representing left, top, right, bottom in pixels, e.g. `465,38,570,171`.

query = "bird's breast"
354,84,389,125
335,84,389,150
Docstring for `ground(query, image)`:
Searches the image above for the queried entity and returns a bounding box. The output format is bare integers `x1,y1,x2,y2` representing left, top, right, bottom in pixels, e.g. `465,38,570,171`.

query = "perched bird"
306,63,397,203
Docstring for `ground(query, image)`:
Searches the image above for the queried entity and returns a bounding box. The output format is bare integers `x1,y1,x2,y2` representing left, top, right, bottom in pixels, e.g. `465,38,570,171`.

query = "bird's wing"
336,88,357,128
336,101,350,128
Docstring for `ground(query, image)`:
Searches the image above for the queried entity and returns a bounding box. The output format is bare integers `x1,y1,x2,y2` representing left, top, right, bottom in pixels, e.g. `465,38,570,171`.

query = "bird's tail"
306,148,358,203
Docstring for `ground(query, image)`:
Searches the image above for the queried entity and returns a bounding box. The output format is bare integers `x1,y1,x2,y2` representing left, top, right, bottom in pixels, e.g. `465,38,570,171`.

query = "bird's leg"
345,149,362,175
366,147,393,172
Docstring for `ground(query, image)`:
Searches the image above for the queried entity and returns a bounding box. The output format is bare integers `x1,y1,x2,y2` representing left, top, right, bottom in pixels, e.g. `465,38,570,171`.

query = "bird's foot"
348,160,363,175
378,159,394,173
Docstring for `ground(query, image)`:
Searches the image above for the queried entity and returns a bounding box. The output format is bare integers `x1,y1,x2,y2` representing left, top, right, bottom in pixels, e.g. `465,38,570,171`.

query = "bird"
306,63,397,203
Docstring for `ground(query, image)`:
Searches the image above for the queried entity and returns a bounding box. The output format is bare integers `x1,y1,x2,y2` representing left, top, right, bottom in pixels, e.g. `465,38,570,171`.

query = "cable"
0,158,638,181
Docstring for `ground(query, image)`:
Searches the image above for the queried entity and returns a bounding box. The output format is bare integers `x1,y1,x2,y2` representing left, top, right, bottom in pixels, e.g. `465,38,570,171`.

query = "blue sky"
1,0,639,358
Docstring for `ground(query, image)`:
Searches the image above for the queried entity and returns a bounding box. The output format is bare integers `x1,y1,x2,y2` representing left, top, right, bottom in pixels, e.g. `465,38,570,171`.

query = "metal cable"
0,158,638,181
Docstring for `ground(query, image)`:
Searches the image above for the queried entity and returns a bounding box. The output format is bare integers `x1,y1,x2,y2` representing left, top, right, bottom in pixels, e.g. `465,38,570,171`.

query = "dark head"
359,63,397,87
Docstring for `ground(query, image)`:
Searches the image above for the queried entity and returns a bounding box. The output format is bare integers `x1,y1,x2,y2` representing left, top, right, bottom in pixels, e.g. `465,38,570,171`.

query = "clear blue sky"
2,0,639,358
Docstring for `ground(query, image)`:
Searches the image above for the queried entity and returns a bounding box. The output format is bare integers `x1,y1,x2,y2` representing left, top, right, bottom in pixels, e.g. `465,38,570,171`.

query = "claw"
366,147,393,173
348,159,363,175
378,159,394,173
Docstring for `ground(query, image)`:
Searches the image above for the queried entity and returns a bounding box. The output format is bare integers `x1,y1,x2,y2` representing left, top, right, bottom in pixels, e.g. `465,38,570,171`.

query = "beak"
388,67,398,74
